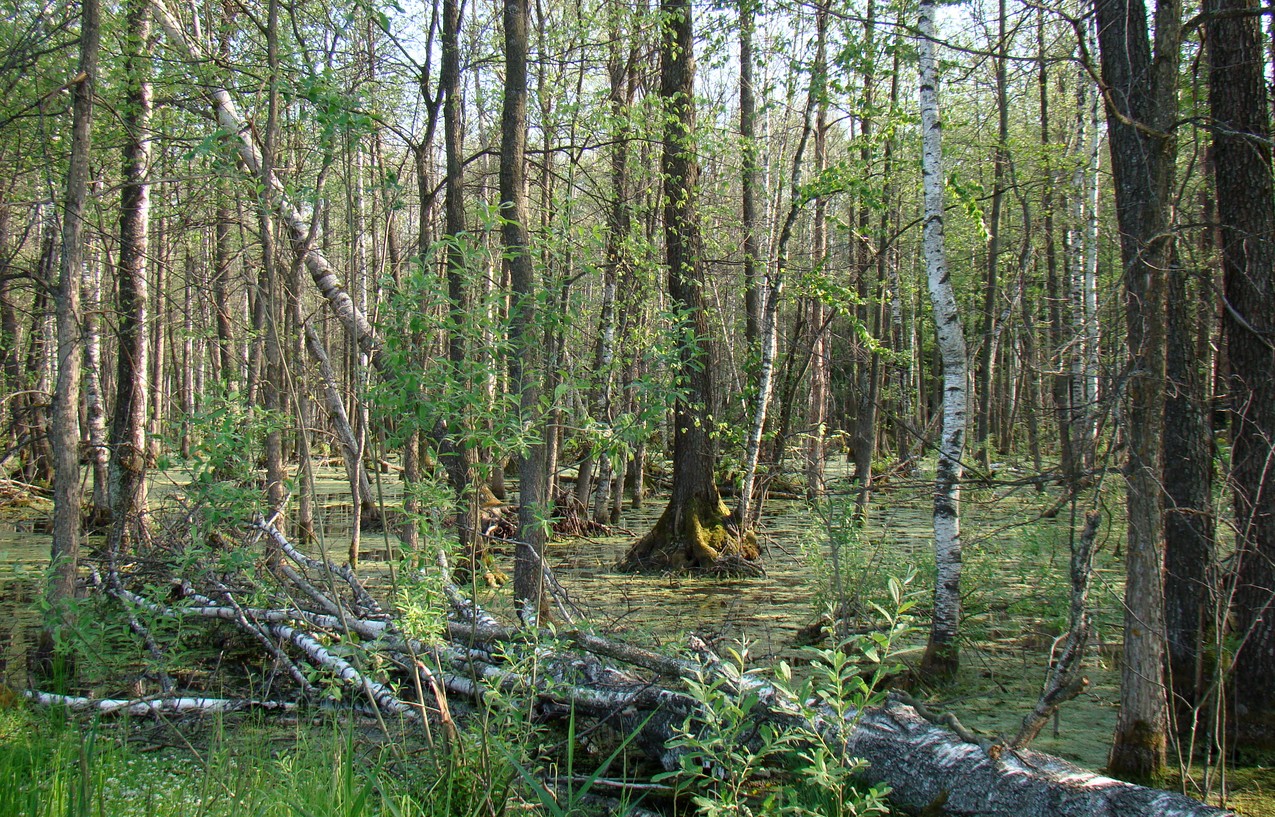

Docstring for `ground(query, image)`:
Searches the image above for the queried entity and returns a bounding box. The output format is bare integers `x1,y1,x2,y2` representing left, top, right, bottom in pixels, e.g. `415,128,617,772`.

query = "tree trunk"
46,0,100,639
738,5,822,532
1205,0,1275,748
501,0,549,624
620,0,757,572
257,0,287,559
975,0,1009,469
108,0,154,556
739,0,760,351
82,247,111,527
1092,0,1180,780
441,0,482,555
804,72,830,501
917,0,969,681
1163,256,1215,728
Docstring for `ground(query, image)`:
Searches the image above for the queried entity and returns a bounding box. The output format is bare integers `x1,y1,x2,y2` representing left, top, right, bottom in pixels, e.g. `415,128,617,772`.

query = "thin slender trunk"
740,0,760,349
976,0,1008,467
804,75,829,501
82,247,111,525
47,0,100,627
739,4,822,531
917,0,968,680
258,0,286,561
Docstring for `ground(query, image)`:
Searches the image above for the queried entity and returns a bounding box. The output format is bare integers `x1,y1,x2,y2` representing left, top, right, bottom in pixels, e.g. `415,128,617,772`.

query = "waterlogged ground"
1,460,1270,813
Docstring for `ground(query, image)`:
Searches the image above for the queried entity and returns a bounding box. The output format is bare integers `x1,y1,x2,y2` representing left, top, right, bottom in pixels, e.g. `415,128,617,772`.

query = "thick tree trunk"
917,0,969,681
620,0,757,572
501,0,549,624
1205,0,1275,748
108,0,154,556
846,700,1231,817
1163,258,1214,727
1092,0,1180,780
55,529,1236,817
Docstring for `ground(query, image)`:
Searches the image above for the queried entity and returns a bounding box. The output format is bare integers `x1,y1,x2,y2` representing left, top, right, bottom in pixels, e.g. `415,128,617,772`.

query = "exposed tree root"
618,493,760,573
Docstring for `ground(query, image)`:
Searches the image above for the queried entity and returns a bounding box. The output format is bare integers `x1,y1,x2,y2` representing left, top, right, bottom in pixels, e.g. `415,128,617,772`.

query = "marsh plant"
657,576,913,817
803,496,923,641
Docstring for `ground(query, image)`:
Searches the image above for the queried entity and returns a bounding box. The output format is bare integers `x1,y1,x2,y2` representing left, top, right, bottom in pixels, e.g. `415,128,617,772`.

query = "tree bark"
739,0,760,351
1092,0,1181,780
108,0,154,556
46,0,100,634
1163,257,1214,727
501,0,549,624
917,0,969,681
620,0,757,572
1205,0,1275,748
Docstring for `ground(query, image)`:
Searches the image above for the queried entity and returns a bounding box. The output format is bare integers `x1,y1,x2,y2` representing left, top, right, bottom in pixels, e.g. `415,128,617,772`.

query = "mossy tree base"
1107,720,1167,785
919,641,959,683
618,493,760,573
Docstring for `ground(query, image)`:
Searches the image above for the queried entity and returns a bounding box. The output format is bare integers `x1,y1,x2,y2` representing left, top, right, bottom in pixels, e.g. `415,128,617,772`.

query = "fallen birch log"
25,691,298,715
840,698,1232,817
40,521,1236,817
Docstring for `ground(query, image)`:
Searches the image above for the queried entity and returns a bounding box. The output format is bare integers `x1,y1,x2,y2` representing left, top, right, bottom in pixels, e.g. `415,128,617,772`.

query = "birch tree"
917,0,969,681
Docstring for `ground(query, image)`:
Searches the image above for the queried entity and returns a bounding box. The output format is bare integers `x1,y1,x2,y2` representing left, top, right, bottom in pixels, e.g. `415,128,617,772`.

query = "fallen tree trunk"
843,700,1230,817
30,521,1233,817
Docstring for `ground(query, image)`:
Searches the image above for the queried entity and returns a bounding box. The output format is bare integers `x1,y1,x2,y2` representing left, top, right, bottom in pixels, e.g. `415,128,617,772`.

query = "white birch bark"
1082,77,1102,465
150,1,381,368
82,250,111,521
917,0,969,676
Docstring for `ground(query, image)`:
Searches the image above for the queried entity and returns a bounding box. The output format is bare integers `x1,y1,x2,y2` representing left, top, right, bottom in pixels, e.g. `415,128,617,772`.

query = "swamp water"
0,463,1264,813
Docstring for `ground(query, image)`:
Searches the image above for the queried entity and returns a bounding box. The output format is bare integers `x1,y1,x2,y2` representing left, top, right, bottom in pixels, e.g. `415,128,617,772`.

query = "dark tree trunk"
441,0,481,554
501,0,548,623
257,0,286,558
1163,257,1215,728
108,0,154,556
46,0,100,637
1092,0,1181,780
739,0,760,350
1205,0,1275,748
620,0,757,572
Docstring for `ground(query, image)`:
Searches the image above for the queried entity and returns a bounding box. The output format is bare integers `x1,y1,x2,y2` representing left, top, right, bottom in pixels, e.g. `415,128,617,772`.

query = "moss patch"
618,492,760,572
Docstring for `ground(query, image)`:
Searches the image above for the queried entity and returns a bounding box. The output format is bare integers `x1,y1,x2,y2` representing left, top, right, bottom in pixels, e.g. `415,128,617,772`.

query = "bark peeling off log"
846,701,1233,817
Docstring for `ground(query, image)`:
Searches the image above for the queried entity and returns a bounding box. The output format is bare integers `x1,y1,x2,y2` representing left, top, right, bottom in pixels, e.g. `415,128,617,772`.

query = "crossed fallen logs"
27,521,1232,817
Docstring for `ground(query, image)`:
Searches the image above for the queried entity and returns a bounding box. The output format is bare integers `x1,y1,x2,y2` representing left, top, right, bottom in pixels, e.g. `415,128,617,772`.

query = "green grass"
0,706,498,817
